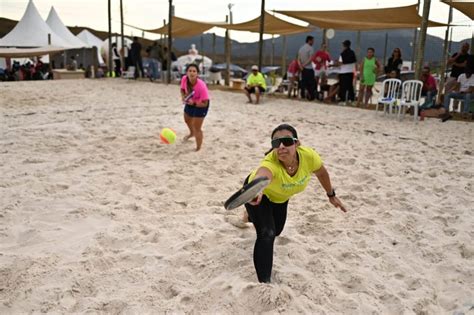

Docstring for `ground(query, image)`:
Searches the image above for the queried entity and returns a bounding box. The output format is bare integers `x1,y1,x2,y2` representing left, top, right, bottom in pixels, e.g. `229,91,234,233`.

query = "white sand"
1,79,473,314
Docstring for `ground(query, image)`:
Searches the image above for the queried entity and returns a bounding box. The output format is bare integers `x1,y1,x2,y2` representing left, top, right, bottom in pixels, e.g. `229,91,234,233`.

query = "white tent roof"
77,30,105,66
77,29,103,48
46,6,88,48
0,0,70,48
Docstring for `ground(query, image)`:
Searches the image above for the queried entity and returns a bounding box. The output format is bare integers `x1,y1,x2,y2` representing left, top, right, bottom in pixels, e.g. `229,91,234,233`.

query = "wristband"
327,189,336,198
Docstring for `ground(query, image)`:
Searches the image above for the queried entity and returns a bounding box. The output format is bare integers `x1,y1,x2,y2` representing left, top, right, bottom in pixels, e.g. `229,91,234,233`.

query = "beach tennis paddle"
224,177,270,210
183,91,195,104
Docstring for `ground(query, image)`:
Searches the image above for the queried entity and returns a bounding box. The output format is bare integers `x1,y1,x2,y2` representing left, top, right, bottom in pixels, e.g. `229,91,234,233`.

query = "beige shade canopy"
276,4,447,30
0,45,64,57
442,0,474,20
219,11,310,35
136,16,225,38
131,11,310,38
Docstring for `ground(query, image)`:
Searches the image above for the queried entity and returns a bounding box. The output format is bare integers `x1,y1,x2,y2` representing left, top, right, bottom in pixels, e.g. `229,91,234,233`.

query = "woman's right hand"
249,192,263,206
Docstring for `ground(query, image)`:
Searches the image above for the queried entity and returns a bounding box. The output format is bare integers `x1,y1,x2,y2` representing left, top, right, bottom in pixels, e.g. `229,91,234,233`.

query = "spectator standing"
298,35,316,100
337,40,357,103
130,37,144,79
384,48,403,79
112,43,121,77
311,43,331,94
357,47,381,107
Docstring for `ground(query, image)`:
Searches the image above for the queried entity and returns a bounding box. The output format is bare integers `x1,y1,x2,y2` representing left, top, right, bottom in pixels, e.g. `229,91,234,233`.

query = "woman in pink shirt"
311,43,331,93
180,64,210,151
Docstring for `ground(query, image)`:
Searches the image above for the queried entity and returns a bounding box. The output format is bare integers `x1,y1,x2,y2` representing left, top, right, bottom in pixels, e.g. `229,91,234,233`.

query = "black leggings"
244,177,288,283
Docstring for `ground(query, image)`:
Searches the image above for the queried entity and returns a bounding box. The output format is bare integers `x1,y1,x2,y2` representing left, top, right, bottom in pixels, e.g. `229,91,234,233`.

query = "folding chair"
122,66,135,79
398,80,423,121
376,78,402,116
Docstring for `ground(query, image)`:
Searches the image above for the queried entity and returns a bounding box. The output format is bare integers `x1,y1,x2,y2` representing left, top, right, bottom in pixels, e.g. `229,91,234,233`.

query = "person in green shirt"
244,65,267,104
239,124,347,283
357,47,381,107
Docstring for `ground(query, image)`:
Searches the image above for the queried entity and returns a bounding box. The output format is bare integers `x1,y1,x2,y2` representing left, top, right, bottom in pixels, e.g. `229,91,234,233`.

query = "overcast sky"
1,0,472,43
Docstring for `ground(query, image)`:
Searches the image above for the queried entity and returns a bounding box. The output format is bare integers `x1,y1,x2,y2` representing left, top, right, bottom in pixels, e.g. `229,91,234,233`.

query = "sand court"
1,79,473,313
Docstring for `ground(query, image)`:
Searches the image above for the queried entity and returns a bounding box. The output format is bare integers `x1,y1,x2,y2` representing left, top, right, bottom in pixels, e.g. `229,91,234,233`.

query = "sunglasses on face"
271,137,297,149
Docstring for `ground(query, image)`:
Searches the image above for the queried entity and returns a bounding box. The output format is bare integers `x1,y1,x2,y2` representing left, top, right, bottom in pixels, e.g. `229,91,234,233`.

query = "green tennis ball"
160,128,176,144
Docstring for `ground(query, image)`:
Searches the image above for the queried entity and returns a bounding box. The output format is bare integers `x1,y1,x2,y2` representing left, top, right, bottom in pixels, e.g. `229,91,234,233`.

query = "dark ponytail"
264,124,298,155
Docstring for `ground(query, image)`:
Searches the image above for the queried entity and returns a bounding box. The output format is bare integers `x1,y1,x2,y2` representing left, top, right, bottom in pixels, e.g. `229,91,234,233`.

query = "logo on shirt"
281,175,308,190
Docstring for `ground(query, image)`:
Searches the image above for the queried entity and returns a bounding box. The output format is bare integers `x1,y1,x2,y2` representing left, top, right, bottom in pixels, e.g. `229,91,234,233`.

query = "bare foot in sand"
183,134,193,141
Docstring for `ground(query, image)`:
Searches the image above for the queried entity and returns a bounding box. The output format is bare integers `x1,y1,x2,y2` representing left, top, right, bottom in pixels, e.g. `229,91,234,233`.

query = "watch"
327,189,336,198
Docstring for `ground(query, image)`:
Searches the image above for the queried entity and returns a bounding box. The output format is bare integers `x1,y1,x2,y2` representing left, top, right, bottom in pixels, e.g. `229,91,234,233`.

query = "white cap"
251,65,258,71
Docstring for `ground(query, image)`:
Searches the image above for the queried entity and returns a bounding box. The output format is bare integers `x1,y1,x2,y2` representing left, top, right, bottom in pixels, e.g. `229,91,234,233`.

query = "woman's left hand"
329,196,347,212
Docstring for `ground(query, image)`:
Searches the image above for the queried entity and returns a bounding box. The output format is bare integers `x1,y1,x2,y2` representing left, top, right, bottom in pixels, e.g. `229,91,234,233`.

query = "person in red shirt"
287,58,300,98
311,43,331,94
420,66,438,108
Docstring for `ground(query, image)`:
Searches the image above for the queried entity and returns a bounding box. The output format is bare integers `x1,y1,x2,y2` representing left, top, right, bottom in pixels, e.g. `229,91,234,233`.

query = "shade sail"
129,11,309,37
0,45,64,57
220,11,310,35
442,1,474,20
136,16,224,38
276,4,446,30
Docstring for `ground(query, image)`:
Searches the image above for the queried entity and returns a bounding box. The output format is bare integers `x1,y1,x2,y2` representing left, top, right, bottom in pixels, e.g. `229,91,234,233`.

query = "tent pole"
356,30,361,61
167,0,173,84
448,27,453,52
412,29,418,70
108,0,112,76
258,0,265,70
412,0,420,71
281,35,287,77
322,29,327,46
200,35,205,75
415,0,431,80
271,35,274,66
120,0,124,73
225,29,230,86
212,33,216,62
471,30,474,55
225,13,231,87
383,33,388,66
436,5,453,105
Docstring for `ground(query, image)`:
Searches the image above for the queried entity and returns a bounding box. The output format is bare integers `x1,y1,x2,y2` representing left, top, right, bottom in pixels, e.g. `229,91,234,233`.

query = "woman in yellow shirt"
243,124,346,283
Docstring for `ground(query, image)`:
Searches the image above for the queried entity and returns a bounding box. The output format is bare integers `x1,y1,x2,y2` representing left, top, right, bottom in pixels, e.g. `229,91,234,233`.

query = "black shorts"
184,103,209,118
245,86,265,94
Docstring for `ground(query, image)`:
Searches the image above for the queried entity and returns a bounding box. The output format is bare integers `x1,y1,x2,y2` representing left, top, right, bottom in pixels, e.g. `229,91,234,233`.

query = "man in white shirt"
441,66,474,121
298,35,316,100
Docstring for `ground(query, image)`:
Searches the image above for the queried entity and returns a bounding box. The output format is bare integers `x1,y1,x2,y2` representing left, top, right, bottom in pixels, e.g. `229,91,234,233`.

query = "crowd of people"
282,35,473,121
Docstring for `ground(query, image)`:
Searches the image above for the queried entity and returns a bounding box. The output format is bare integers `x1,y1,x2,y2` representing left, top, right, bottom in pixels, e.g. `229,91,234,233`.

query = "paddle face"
183,91,195,104
224,177,270,210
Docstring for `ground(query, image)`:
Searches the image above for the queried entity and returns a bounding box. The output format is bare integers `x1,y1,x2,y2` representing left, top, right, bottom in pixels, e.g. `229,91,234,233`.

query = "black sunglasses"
271,137,297,149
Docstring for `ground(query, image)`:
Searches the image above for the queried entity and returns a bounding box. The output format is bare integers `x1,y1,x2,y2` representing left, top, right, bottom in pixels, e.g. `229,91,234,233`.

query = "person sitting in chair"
440,66,474,122
244,65,267,104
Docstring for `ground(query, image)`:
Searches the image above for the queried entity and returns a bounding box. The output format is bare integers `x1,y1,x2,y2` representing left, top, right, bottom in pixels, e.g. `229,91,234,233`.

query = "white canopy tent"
0,0,69,48
76,30,105,66
46,6,87,48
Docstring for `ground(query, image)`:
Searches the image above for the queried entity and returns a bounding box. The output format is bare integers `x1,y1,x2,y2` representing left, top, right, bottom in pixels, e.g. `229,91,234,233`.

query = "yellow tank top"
249,146,323,203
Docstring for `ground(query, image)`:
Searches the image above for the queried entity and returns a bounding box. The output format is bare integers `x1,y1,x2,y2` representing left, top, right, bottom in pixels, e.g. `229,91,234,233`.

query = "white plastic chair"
398,80,423,121
376,78,402,116
122,66,135,79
